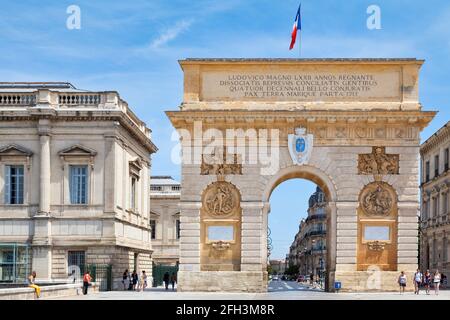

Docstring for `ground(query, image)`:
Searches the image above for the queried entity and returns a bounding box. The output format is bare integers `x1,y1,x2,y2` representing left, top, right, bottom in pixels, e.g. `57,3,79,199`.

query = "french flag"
289,4,302,50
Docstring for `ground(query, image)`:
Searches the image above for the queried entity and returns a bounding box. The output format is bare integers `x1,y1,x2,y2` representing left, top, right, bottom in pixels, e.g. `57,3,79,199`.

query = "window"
150,185,162,191
425,161,430,182
444,192,448,215
176,219,181,239
435,155,440,178
443,237,448,262
68,251,85,274
150,220,156,239
433,197,438,217
445,148,449,171
130,177,137,210
69,165,88,204
5,165,24,204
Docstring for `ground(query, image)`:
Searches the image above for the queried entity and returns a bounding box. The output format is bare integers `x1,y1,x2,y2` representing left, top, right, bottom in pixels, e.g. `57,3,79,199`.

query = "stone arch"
262,164,338,204
261,164,338,292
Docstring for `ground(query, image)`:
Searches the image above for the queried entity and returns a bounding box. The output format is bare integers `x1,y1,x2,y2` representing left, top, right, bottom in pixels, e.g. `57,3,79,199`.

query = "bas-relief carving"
201,147,242,175
360,182,396,217
202,181,239,217
358,146,399,175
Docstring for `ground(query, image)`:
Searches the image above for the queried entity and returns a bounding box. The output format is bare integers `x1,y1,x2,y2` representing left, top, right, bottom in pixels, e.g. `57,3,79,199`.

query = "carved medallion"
202,181,240,217
201,147,242,175
358,146,399,175
355,127,367,138
360,182,396,217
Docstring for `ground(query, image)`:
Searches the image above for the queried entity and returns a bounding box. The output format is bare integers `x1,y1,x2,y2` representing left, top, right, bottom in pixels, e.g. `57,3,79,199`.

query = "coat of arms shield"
288,127,313,165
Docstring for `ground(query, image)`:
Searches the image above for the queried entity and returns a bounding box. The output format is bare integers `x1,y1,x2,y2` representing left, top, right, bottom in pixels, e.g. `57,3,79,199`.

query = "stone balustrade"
58,93,102,105
0,93,36,106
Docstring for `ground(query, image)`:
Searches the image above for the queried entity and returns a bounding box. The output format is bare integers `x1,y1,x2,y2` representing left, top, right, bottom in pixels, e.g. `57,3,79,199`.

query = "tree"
285,265,299,276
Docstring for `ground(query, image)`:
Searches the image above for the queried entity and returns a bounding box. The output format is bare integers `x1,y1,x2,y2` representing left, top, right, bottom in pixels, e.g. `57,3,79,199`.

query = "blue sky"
1,0,449,259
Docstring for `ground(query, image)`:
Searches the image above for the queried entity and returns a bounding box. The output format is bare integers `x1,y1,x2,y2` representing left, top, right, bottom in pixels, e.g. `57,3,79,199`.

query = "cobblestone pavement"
49,281,450,300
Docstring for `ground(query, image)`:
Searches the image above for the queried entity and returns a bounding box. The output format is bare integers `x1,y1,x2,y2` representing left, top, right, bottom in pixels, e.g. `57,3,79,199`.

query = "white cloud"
150,19,194,49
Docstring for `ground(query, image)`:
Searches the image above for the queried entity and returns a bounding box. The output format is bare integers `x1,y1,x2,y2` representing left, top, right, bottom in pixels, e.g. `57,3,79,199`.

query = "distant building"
269,259,286,274
0,82,157,289
288,186,327,277
420,121,450,276
150,176,180,266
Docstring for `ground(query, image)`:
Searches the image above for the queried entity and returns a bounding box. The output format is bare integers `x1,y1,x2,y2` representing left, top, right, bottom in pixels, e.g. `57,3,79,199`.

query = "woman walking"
424,270,431,294
413,268,423,295
131,270,138,290
398,271,407,294
433,270,441,295
139,271,148,291
122,269,129,290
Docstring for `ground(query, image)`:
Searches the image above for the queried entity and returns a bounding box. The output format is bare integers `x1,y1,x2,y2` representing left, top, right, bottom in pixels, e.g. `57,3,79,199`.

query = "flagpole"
298,29,301,58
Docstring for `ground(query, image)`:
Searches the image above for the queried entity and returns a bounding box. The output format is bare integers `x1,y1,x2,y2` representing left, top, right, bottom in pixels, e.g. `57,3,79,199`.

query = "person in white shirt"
398,271,407,294
433,270,441,295
413,269,423,295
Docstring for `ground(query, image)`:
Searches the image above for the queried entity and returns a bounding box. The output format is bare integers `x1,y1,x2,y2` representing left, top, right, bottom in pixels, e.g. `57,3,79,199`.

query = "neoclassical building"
0,82,157,288
150,176,181,266
289,186,327,278
420,121,450,275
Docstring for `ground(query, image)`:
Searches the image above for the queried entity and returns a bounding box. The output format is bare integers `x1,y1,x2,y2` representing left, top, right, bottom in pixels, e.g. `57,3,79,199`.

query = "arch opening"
264,165,337,293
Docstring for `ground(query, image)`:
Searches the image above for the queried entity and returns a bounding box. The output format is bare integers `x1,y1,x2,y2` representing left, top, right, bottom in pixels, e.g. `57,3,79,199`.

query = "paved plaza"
49,281,450,300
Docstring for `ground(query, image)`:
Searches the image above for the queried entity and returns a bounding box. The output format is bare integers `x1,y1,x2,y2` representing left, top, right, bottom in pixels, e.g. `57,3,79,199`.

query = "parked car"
272,275,279,281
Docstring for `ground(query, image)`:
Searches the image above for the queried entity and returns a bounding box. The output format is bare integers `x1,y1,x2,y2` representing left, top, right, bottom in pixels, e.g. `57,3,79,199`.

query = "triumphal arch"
166,58,435,292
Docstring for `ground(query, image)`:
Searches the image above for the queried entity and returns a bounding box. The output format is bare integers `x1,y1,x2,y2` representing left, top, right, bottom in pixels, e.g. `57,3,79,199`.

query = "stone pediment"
58,144,97,157
0,144,33,157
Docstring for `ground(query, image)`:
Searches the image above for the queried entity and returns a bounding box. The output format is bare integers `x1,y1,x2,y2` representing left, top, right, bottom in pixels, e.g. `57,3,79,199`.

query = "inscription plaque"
207,226,234,241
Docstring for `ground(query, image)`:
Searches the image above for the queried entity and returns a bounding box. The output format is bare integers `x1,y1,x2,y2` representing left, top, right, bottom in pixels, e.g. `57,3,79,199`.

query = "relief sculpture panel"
358,146,399,175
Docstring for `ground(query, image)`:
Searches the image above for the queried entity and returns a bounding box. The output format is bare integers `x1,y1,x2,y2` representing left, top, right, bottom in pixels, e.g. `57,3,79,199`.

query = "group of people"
163,271,177,290
122,269,148,291
398,269,446,295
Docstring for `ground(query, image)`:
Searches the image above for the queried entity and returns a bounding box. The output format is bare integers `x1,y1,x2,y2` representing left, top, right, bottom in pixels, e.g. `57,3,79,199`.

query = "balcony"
305,214,326,222
307,229,326,237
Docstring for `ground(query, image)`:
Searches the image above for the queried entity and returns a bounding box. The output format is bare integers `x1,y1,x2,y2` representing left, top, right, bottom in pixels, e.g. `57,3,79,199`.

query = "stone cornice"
0,109,158,154
420,121,450,155
166,110,435,129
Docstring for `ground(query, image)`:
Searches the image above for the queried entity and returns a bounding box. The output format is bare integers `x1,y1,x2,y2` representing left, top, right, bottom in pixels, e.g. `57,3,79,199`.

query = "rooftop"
420,120,450,154
151,176,180,186
0,82,91,93
179,58,424,68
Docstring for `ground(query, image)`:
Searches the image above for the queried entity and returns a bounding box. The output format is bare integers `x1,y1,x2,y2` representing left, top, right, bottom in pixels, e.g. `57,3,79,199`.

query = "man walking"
163,271,170,290
83,271,92,295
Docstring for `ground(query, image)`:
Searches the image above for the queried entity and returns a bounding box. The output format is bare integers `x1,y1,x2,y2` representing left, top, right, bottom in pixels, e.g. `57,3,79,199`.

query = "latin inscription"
201,71,400,101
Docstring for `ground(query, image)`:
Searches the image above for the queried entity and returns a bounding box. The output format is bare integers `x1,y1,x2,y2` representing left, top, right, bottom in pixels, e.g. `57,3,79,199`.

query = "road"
48,280,450,300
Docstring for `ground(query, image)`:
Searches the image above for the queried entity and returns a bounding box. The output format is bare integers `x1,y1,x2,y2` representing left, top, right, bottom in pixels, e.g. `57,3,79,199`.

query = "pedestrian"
309,273,314,285
83,271,92,295
433,270,441,295
170,272,177,291
424,270,431,295
398,271,407,294
28,271,41,299
122,269,129,290
163,271,170,290
131,270,138,290
413,268,423,294
139,271,147,291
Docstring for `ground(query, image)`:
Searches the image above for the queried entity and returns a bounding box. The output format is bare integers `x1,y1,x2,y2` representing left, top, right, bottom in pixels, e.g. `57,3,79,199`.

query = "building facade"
420,121,450,276
268,259,286,275
150,176,180,266
0,82,157,289
289,187,327,278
